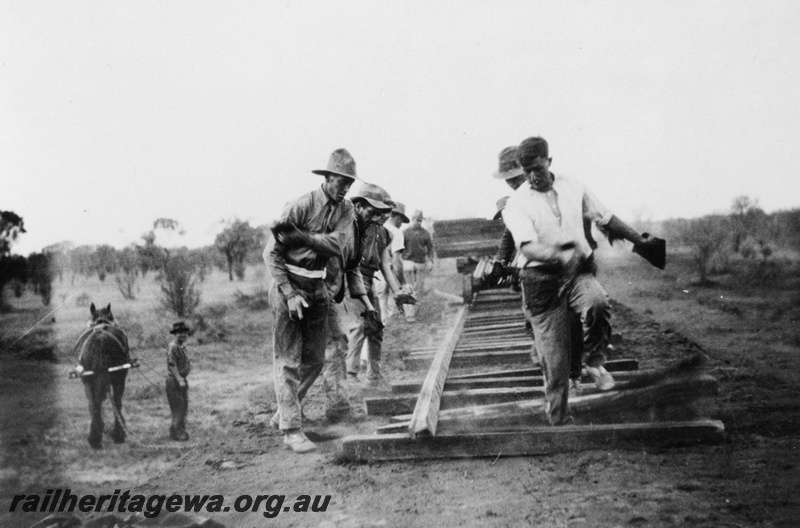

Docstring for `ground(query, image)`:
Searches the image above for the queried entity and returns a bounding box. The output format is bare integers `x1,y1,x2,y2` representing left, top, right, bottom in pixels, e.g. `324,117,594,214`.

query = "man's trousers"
269,275,329,431
521,268,611,425
345,273,383,380
322,301,351,416
165,375,188,437
401,260,428,320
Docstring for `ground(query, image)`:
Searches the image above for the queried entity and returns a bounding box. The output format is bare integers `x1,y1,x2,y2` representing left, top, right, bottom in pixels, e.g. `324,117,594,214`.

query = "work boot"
586,365,616,391
569,378,583,394
283,430,317,453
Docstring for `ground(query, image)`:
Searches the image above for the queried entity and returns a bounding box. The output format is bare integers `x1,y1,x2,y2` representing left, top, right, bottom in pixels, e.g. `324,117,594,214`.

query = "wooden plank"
463,311,523,323
403,350,533,370
463,322,527,332
435,242,501,259
433,220,506,244
339,420,726,462
407,342,532,356
376,421,412,434
431,375,719,433
447,358,639,381
407,305,469,439
364,387,545,416
392,369,644,394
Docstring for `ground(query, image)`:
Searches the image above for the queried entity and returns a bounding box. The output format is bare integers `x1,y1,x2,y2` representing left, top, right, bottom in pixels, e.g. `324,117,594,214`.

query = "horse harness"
71,320,136,378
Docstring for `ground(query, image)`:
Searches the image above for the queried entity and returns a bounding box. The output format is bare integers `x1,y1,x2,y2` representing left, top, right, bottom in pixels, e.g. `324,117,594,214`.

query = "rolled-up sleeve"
582,187,613,227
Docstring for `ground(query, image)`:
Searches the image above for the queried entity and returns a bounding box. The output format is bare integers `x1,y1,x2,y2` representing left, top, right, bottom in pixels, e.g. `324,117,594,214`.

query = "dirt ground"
1,245,799,527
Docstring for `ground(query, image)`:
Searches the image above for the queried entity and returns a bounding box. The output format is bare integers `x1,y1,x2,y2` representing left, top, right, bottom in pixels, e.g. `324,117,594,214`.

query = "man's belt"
286,263,326,279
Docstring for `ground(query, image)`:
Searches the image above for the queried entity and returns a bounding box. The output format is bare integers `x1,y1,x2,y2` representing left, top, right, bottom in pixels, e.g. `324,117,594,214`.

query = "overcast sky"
3,1,799,254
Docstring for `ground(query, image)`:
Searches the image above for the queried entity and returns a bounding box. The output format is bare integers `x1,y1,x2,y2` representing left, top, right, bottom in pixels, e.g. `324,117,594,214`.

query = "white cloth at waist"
286,263,327,279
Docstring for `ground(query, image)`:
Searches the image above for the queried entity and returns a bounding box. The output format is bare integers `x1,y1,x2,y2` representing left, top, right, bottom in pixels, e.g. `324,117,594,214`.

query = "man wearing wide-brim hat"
340,185,415,390
166,321,192,441
320,182,392,420
493,145,528,190
263,148,370,453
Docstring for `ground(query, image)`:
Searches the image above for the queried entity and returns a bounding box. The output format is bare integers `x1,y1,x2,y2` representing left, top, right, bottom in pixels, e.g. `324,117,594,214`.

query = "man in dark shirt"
401,210,434,322
322,183,391,420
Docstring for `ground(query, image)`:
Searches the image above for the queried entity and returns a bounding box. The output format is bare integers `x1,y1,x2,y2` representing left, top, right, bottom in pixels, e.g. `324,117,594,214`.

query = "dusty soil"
2,247,799,527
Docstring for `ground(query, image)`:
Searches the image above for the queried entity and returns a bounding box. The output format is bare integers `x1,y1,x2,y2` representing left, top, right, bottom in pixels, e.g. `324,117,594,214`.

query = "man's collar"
318,184,338,204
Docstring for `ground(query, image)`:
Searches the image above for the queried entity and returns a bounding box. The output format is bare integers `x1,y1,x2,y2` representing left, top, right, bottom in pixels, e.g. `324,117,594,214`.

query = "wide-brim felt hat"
170,321,191,334
492,145,525,180
391,201,410,223
350,183,392,211
493,196,509,220
311,148,360,180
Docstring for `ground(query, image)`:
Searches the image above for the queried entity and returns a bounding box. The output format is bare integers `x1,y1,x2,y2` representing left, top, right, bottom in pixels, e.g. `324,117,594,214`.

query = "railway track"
339,288,725,462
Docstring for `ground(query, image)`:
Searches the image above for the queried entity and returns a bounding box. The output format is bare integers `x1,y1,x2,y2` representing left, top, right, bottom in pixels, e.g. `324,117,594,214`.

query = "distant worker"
264,148,366,453
166,321,192,441
376,201,410,319
503,136,664,425
492,146,528,267
401,210,434,322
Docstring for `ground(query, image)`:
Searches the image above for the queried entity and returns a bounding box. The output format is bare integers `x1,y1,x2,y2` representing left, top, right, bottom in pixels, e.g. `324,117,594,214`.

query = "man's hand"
362,309,384,338
550,241,578,269
271,222,308,248
489,259,506,280
287,294,309,321
633,233,666,270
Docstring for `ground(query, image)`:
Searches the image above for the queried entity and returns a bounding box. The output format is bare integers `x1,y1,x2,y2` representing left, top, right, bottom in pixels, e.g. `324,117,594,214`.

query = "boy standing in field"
166,321,192,441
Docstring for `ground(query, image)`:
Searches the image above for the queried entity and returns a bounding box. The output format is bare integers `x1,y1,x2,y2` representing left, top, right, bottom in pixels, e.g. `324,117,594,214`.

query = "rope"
0,293,76,357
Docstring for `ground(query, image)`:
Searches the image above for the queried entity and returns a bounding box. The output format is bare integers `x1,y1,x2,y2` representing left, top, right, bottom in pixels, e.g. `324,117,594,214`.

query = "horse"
74,303,131,449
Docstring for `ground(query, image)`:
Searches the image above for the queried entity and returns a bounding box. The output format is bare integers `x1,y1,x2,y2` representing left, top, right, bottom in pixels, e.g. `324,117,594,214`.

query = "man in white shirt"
503,136,656,425
377,202,409,318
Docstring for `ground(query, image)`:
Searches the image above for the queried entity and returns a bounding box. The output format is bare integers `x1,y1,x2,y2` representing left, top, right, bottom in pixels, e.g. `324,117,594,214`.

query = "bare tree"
115,245,140,300
159,252,200,317
676,215,730,284
730,195,766,254
93,245,117,282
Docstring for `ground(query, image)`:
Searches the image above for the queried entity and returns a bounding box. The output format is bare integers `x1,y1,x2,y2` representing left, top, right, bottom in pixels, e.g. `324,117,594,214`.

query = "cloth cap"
492,146,524,180
311,148,359,180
